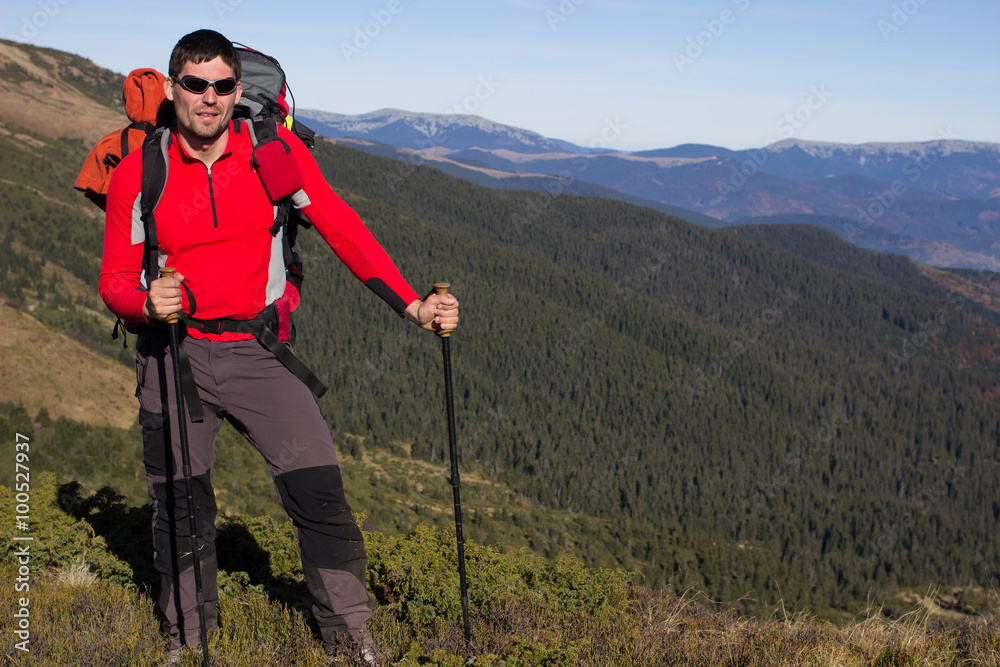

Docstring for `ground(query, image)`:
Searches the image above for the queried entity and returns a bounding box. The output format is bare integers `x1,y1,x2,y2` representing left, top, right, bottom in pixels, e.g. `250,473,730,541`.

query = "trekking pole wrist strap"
172,331,206,423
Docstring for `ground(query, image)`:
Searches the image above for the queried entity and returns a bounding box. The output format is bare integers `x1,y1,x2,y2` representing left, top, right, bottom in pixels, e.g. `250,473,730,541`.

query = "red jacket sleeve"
280,125,420,314
98,150,153,328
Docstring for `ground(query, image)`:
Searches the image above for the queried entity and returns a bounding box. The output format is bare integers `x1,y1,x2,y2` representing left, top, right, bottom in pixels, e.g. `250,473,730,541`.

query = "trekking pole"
433,283,472,649
161,267,211,667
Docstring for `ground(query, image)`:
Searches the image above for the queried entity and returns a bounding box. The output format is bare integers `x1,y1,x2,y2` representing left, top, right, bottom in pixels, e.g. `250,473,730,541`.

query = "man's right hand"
143,272,186,322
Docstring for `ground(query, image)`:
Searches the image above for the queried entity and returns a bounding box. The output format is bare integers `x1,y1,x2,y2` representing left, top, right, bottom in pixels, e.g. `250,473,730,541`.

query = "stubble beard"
185,106,230,141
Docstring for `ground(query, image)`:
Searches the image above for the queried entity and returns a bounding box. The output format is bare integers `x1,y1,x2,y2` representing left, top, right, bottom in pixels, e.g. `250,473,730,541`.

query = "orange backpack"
74,68,172,210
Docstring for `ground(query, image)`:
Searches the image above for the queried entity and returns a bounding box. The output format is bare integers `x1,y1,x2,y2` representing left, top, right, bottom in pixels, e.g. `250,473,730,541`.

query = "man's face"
166,56,242,143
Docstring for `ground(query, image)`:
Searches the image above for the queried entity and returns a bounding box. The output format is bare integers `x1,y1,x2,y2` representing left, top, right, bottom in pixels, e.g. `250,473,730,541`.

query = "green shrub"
1,472,134,587
366,523,632,627
3,475,998,666
212,583,326,666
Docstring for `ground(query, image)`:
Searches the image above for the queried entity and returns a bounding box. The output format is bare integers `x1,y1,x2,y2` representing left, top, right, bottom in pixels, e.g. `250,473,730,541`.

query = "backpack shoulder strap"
121,120,158,159
138,126,197,315
248,115,278,145
140,127,171,220
140,127,171,288
237,115,281,148
119,128,130,163
246,117,297,238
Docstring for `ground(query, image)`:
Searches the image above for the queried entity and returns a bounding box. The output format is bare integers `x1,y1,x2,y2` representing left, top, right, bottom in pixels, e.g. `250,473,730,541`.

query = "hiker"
97,29,459,664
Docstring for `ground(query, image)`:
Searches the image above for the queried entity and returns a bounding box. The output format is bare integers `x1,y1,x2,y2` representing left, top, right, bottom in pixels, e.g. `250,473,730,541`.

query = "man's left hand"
405,292,459,334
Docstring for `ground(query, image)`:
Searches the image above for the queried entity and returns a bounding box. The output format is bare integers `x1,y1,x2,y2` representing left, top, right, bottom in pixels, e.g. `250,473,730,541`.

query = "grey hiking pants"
135,332,373,650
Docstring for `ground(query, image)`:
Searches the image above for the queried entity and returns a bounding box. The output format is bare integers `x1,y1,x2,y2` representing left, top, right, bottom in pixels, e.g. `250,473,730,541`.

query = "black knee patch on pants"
151,473,218,575
150,473,220,644
274,465,366,569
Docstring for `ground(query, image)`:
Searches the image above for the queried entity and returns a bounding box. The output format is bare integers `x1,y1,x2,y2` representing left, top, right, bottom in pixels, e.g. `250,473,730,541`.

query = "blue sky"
3,0,997,151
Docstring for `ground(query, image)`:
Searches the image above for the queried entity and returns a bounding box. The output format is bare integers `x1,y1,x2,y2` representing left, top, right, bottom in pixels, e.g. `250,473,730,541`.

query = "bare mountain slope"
0,39,125,141
0,302,134,429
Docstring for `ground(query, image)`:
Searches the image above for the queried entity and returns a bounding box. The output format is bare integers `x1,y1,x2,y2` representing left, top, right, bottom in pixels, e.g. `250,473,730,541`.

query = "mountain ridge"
297,108,1000,269
299,107,586,155
765,136,1000,158
300,107,1000,158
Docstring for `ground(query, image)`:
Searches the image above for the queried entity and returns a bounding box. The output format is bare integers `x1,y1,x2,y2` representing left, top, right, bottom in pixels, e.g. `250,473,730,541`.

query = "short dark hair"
168,29,241,80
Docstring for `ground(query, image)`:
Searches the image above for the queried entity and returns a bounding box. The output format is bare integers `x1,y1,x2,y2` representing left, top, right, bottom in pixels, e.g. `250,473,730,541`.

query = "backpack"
233,43,316,149
73,68,174,211
77,45,328,406
230,44,316,296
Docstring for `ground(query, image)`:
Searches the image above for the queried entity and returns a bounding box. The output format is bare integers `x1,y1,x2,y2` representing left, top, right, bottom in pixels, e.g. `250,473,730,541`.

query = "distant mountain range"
297,108,1000,271
300,108,586,154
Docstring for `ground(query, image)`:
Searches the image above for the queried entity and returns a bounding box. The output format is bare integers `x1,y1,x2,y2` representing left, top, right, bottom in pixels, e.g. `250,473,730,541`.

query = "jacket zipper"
205,150,232,229
207,166,219,228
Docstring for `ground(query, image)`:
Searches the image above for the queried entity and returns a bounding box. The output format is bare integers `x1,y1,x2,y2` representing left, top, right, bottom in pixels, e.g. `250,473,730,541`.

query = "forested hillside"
295,140,1000,616
727,223,1000,320
1,41,998,623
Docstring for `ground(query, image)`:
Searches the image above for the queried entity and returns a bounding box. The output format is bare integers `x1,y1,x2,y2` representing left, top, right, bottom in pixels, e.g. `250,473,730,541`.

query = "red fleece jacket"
99,120,420,340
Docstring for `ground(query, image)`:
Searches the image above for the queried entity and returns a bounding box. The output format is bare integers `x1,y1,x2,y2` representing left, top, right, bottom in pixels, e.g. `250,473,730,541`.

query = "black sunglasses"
172,76,238,96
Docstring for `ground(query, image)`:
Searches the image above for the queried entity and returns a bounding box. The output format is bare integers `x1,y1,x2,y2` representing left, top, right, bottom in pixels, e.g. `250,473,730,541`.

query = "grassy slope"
2,475,998,666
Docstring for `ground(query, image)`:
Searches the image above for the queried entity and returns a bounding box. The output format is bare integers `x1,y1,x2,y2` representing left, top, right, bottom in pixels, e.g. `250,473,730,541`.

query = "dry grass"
355,582,1000,666
0,42,125,141
0,302,135,429
55,556,99,587
0,565,163,666
1,561,998,666
2,476,998,666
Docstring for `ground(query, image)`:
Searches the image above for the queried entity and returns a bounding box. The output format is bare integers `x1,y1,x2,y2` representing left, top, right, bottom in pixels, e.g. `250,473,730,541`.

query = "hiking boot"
325,648,380,666
161,647,182,667
363,648,380,665
325,629,381,666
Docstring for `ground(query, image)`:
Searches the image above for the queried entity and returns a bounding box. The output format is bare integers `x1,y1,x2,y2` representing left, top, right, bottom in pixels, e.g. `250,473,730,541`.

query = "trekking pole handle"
160,267,180,325
433,282,452,338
